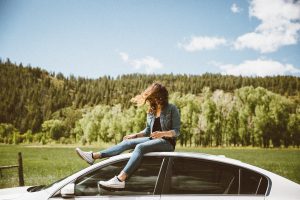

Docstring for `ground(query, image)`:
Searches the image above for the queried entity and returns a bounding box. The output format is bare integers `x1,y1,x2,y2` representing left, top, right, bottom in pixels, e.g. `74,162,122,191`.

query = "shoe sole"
98,183,125,191
76,148,93,165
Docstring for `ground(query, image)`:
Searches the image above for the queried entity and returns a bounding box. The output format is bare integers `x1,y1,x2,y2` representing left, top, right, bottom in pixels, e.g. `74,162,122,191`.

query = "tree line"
0,59,299,147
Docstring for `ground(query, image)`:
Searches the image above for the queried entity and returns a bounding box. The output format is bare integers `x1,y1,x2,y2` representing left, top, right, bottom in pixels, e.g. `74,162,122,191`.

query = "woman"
76,82,180,189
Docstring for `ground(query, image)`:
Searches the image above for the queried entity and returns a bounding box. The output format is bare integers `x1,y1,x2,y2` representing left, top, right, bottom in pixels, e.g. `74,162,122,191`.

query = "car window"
164,157,239,195
74,156,164,196
240,168,268,195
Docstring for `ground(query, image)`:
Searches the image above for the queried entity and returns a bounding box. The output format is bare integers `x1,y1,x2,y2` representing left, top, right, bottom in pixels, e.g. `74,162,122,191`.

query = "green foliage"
75,104,147,145
23,130,33,143
42,119,66,140
170,92,200,146
1,60,300,134
0,123,20,144
75,105,111,144
288,107,300,147
235,87,294,147
1,59,300,147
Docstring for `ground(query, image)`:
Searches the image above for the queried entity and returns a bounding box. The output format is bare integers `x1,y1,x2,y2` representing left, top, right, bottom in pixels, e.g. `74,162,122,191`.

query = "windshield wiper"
27,185,46,192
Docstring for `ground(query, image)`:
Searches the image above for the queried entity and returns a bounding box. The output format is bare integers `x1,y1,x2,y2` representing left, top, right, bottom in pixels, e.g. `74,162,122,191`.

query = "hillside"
1,59,300,133
0,59,300,147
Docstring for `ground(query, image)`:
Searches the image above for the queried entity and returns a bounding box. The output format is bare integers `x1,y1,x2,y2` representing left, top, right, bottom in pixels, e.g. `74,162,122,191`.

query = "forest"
0,59,299,147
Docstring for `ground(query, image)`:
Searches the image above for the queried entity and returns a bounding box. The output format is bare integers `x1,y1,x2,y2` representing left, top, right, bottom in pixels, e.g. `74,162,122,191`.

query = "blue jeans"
99,137,174,176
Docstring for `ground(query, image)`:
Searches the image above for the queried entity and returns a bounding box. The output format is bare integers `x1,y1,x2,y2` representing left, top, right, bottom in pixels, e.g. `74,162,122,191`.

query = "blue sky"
0,0,299,78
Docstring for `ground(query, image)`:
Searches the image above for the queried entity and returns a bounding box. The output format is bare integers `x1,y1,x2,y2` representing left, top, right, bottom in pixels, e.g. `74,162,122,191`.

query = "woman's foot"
98,176,125,189
75,147,95,165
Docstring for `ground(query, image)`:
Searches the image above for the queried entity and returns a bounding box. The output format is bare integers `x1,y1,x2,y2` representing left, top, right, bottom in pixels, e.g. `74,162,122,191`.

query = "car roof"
103,151,274,178
107,151,242,167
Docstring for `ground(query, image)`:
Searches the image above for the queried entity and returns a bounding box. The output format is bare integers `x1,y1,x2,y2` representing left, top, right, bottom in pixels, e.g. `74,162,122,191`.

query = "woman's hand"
151,130,175,139
150,131,164,139
123,133,138,140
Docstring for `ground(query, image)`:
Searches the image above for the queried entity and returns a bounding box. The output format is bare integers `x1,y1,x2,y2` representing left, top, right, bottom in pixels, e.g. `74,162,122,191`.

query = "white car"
0,152,299,200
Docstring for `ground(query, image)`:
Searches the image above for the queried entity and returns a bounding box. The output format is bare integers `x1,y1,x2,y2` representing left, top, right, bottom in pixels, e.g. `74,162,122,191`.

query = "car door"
160,157,267,200
51,156,167,200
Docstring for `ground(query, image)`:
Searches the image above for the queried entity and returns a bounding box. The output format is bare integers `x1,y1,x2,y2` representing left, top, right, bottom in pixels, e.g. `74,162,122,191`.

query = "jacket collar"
160,103,170,115
148,103,170,117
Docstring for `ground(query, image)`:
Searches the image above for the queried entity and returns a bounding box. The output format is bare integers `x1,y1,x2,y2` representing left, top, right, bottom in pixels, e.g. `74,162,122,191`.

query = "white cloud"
119,52,129,62
219,58,300,77
179,36,227,52
119,52,163,73
234,0,300,53
131,56,163,73
231,3,242,13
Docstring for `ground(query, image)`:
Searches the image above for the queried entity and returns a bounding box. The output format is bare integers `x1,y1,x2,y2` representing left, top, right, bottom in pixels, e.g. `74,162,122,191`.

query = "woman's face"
146,96,159,106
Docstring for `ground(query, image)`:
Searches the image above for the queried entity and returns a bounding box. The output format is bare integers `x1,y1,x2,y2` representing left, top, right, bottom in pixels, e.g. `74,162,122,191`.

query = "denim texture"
99,103,180,177
100,137,174,176
141,103,181,137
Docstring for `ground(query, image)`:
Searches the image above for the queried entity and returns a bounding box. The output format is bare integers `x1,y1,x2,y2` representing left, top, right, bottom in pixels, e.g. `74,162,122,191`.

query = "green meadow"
0,144,299,188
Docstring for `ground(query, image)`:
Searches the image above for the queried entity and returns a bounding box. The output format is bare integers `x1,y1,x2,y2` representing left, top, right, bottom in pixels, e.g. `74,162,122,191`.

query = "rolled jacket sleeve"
171,105,181,137
140,114,151,137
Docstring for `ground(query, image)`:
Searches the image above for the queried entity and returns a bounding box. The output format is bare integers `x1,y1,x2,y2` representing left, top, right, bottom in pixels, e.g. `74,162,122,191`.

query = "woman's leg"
76,137,150,165
98,137,150,158
120,138,174,180
98,138,174,189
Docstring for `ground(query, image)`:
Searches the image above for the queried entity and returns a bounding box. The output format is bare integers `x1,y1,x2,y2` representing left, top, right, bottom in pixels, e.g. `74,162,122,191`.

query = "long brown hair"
131,82,169,114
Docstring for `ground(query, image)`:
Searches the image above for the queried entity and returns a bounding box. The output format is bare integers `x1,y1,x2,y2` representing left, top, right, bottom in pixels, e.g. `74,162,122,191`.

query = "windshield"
28,176,68,192
43,176,68,189
43,167,85,190
28,169,80,192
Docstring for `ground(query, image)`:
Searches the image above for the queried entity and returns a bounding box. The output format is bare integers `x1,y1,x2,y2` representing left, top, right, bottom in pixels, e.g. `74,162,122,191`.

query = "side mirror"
60,183,75,198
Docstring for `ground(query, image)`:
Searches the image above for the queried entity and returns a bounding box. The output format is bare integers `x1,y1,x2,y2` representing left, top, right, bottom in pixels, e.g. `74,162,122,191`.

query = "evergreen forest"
1,59,300,147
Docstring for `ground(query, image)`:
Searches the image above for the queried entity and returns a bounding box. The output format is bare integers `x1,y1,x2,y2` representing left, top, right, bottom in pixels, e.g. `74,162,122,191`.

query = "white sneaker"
98,176,125,189
75,147,94,165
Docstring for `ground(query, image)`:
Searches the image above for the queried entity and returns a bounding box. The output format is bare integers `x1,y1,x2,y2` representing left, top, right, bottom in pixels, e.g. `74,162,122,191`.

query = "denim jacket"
141,103,180,138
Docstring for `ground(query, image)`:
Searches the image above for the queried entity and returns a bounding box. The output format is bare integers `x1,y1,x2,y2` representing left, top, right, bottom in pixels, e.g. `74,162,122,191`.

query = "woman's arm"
123,132,145,140
170,105,181,137
150,130,176,139
123,113,151,140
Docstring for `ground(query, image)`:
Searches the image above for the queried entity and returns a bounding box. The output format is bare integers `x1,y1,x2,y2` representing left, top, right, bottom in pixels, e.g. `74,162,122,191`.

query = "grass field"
0,144,299,188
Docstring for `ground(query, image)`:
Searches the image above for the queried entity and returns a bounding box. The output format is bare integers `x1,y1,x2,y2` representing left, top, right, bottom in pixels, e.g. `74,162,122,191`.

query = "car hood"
0,186,31,200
